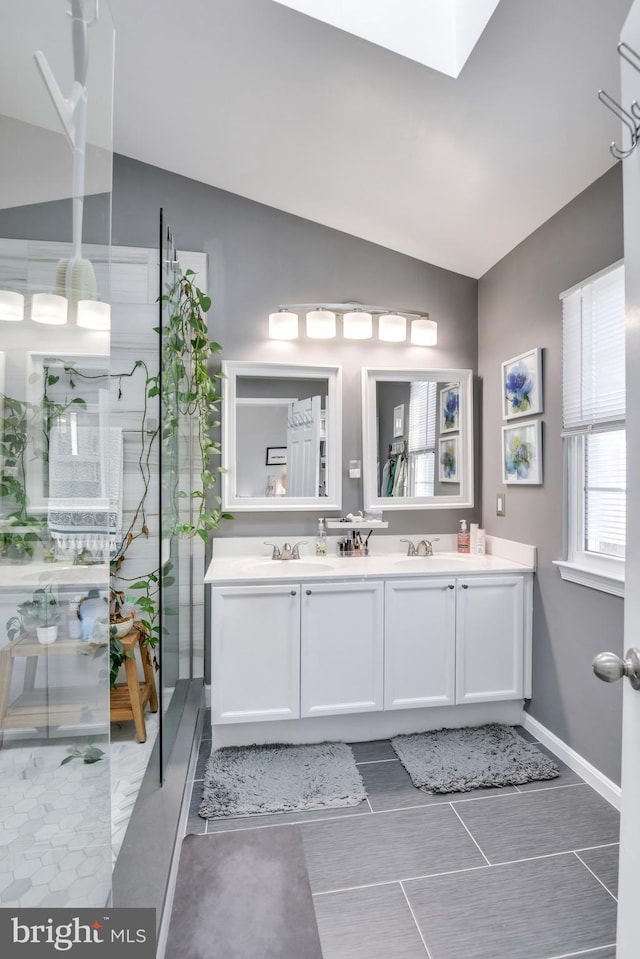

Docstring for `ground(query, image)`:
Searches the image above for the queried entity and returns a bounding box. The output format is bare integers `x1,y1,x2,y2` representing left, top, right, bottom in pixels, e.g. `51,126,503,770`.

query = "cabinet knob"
306,589,312,595
447,584,455,589
290,590,297,596
460,583,469,589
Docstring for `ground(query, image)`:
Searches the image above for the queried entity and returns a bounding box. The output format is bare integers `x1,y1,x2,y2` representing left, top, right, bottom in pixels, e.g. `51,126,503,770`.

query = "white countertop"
205,538,535,585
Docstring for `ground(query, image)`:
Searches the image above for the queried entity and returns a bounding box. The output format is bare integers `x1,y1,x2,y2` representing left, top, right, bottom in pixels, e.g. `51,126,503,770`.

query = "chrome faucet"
264,541,308,560
400,538,440,556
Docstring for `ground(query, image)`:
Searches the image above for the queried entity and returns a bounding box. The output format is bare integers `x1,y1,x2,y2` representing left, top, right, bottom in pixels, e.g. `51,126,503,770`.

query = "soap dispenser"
457,519,470,554
315,518,327,556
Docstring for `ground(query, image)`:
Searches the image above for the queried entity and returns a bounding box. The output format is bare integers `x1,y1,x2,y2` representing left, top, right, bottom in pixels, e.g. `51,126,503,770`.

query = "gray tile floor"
185,724,619,959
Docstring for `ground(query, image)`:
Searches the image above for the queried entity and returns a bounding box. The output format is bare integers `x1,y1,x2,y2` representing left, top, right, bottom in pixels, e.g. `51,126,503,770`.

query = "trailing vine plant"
150,268,231,543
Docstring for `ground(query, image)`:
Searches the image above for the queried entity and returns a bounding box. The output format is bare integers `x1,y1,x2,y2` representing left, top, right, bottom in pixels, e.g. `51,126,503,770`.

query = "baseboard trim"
521,712,621,811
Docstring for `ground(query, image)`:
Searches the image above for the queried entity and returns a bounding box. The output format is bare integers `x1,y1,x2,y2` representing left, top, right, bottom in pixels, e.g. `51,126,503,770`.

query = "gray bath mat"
391,723,559,794
166,828,323,959
200,741,366,818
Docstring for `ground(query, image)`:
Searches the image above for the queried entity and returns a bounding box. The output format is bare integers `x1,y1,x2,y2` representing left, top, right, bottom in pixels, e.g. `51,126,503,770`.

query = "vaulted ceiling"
2,1,635,279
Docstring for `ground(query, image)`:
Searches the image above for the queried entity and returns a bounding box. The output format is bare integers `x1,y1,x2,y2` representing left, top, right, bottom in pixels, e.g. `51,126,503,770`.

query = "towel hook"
597,89,639,159
618,41,640,75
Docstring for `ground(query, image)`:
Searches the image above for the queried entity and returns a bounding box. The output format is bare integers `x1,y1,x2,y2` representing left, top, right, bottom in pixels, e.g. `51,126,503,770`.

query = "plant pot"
36,625,58,645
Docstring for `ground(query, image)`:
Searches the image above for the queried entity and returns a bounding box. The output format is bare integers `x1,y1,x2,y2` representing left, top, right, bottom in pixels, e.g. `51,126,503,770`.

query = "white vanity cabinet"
208,549,534,738
385,574,527,708
300,580,384,717
211,584,301,724
384,577,456,709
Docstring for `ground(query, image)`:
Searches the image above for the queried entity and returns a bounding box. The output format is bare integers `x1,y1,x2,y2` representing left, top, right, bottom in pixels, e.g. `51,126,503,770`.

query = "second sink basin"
242,561,336,576
394,555,471,571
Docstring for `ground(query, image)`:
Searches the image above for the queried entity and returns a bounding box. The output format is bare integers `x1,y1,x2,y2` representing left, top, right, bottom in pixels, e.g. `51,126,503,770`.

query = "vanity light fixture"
0,290,24,322
31,292,68,325
268,302,436,345
77,299,111,331
343,310,373,339
410,316,438,346
269,309,299,340
378,313,407,342
306,309,336,339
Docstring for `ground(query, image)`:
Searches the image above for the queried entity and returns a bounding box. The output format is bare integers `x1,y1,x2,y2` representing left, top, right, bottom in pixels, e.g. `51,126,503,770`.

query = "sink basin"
241,561,336,576
394,555,470,570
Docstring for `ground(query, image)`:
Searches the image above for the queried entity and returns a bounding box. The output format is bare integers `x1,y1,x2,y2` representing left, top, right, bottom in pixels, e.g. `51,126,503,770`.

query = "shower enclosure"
0,0,115,909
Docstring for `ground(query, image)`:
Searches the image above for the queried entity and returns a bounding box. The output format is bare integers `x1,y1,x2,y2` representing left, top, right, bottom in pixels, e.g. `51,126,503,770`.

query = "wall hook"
597,88,639,159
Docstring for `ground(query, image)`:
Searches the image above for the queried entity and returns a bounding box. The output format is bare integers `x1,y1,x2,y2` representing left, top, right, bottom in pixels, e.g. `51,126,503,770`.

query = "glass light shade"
269,310,298,339
77,300,111,331
378,313,406,342
31,293,68,325
306,309,336,339
343,311,372,339
0,290,24,321
410,317,438,346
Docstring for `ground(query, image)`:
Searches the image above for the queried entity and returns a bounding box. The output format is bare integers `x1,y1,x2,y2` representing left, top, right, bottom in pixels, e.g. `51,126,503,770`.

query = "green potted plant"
7,586,62,646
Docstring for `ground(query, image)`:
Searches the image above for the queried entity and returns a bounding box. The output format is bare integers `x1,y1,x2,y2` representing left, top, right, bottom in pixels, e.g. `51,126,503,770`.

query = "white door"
600,4,640,953
287,395,321,496
384,577,456,709
455,575,524,704
300,580,384,716
211,585,301,723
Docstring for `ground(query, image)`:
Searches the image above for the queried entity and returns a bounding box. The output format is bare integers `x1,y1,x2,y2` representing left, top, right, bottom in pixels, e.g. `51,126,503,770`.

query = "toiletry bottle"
67,597,82,640
470,523,479,554
476,528,486,555
457,519,470,553
315,518,327,556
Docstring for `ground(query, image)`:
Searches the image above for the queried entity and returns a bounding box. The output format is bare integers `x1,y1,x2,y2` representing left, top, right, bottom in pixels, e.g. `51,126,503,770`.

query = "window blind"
561,260,626,562
408,381,437,451
561,262,625,432
408,381,437,496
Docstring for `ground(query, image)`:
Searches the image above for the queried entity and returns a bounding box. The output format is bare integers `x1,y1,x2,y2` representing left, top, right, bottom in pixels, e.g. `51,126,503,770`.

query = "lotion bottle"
315,518,327,556
457,519,470,553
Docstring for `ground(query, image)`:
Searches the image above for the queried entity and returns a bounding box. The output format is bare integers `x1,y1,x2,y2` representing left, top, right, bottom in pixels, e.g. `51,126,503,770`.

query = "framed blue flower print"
501,348,543,420
502,420,542,485
438,435,459,483
439,385,460,433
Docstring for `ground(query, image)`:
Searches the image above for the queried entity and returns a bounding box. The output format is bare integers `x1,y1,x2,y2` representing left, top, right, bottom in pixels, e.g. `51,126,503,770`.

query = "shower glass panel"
158,211,205,781
0,0,114,908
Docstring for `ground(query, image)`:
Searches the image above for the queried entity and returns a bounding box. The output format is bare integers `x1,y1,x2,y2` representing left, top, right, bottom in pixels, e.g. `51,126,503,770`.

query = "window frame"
554,260,626,598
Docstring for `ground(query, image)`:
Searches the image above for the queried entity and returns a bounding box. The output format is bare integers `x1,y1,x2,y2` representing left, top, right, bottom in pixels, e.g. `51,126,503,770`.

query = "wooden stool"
110,626,158,743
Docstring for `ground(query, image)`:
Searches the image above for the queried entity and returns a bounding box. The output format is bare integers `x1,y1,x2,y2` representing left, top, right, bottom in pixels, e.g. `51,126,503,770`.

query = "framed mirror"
362,367,474,511
221,361,342,511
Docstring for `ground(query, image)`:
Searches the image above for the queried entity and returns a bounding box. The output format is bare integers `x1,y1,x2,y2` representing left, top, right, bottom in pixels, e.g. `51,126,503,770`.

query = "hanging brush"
35,0,97,309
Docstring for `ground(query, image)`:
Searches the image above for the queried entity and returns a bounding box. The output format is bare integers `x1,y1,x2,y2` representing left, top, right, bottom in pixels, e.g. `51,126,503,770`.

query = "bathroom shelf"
325,520,388,529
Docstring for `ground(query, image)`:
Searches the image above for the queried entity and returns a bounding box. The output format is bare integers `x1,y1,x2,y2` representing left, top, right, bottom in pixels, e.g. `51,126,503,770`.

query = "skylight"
272,0,501,78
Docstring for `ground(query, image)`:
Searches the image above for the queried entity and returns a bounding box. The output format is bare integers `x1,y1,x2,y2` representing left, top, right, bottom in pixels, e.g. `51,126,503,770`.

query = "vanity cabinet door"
455,575,524,703
211,585,301,723
384,578,456,710
300,580,384,717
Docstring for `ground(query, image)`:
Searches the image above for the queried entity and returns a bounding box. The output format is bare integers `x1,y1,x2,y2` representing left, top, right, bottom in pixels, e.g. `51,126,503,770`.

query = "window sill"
553,560,624,598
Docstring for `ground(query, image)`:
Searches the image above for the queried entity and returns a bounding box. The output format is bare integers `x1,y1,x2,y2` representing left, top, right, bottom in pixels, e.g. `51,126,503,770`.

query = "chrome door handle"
592,648,640,690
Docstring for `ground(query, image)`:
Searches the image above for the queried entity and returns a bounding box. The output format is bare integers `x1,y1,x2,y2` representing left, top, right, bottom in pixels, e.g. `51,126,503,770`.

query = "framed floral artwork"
439,385,460,433
502,420,542,485
501,348,543,420
438,435,459,483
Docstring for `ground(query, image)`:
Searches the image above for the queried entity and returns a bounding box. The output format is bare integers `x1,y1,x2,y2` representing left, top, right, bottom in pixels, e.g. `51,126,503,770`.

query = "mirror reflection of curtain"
408,381,437,497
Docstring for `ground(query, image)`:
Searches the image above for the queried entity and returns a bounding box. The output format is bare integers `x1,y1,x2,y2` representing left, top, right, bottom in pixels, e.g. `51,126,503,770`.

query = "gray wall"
111,155,479,540
478,165,625,784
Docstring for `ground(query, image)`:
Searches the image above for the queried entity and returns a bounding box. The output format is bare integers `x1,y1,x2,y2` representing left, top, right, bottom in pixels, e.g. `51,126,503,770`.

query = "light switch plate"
496,493,506,516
